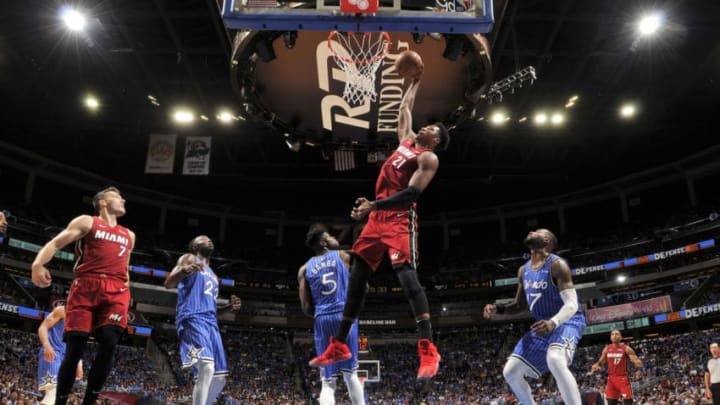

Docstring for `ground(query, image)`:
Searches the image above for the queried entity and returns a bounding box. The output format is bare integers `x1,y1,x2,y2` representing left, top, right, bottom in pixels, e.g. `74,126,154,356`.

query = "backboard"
220,0,494,34
358,359,381,383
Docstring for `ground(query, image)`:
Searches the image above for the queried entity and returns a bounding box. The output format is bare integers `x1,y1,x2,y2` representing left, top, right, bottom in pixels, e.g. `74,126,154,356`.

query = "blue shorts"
178,317,228,376
314,312,359,381
510,315,585,377
38,348,63,390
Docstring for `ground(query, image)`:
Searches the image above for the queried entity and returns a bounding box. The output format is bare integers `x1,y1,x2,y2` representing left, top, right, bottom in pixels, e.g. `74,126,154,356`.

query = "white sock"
41,387,56,405
502,356,537,405
318,378,337,405
192,360,215,405
546,345,581,405
342,371,365,405
205,375,226,405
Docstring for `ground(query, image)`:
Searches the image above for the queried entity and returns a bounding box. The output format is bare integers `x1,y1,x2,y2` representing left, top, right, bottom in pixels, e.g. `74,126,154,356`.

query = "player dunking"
310,77,449,379
591,329,643,405
484,229,586,405
165,235,241,405
31,186,134,405
38,304,83,405
299,224,364,405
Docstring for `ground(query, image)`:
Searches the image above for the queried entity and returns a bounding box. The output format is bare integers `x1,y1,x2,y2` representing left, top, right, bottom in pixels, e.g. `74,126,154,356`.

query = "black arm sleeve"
373,186,421,210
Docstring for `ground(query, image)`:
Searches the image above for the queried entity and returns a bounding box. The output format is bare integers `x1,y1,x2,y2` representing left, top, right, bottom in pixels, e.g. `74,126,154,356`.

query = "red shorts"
606,375,633,400
352,208,418,270
65,276,130,334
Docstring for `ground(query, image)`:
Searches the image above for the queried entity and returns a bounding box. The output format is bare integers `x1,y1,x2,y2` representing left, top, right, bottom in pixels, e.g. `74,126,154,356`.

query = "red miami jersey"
74,216,132,281
606,343,629,376
375,138,433,203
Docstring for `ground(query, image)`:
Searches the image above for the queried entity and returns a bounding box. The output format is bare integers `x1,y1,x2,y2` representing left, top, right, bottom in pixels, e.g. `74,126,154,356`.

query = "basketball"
395,50,423,79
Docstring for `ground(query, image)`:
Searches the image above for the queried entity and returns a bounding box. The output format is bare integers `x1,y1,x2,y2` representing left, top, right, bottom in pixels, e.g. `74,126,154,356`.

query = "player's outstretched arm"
164,253,202,288
397,79,420,143
484,266,529,321
32,215,93,287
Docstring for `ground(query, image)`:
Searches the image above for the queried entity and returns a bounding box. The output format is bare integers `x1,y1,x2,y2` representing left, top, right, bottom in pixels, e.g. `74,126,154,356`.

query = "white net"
328,31,391,105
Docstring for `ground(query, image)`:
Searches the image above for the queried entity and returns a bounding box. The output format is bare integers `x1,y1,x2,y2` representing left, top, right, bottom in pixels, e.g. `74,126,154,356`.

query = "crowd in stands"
0,309,719,404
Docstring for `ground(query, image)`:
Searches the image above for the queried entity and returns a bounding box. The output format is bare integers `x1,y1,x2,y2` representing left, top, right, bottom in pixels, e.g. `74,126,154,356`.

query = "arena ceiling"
1,0,719,217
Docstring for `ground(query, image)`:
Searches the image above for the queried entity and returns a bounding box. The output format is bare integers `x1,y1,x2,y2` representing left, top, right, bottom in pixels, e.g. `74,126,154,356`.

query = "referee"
706,342,720,405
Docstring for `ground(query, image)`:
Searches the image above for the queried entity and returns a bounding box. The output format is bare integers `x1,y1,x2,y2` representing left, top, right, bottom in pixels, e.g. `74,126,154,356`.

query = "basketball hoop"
328,31,391,105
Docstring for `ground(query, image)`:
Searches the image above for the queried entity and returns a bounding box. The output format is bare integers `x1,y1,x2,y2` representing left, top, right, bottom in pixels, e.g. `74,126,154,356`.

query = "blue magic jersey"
523,254,582,320
305,250,349,316
176,259,219,323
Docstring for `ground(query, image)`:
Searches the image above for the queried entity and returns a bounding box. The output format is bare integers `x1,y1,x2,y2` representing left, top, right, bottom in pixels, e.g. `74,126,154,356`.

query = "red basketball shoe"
416,339,441,379
309,336,352,367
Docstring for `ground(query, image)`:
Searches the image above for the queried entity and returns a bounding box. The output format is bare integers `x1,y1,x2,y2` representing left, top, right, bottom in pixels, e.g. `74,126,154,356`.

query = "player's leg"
56,280,95,405
41,387,57,405
318,377,337,405
55,333,88,405
342,371,364,405
192,359,215,405
39,350,62,405
82,325,124,405
389,212,439,378
502,356,537,405
339,320,363,405
82,279,130,405
545,320,582,405
204,326,228,405
336,257,373,342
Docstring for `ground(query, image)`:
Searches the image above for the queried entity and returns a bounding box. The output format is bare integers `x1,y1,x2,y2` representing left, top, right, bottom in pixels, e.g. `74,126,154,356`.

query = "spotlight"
255,36,276,62
619,103,637,118
282,31,298,49
412,32,425,44
637,12,663,36
617,275,627,283
534,112,548,126
84,95,100,111
442,34,465,61
61,7,86,32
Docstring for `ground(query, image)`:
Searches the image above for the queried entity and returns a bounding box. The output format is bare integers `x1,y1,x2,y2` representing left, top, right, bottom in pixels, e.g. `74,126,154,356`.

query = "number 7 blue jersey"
523,254,583,321
304,250,349,316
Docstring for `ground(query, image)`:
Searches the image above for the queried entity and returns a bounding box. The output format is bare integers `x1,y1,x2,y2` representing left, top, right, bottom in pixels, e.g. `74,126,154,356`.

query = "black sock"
416,319,433,341
55,334,89,405
336,319,354,344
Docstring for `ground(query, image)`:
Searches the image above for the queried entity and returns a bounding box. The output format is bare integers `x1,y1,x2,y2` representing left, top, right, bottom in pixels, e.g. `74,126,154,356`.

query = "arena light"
617,275,627,283
83,95,100,111
172,108,195,125
550,112,565,126
490,111,509,126
637,12,663,36
216,110,235,124
61,7,87,32
533,112,548,126
619,103,637,119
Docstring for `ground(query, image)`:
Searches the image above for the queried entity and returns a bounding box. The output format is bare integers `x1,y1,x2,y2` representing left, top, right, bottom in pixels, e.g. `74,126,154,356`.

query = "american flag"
334,150,355,171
